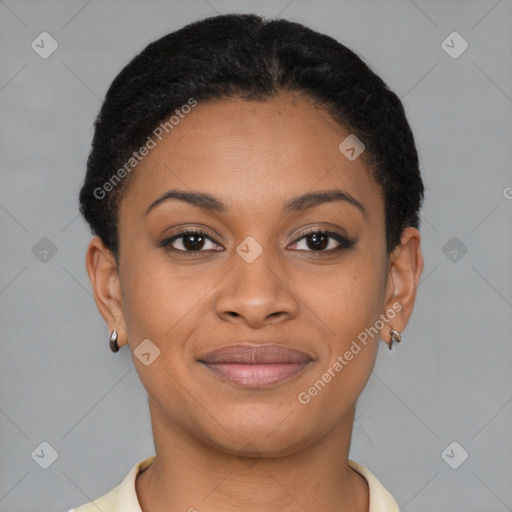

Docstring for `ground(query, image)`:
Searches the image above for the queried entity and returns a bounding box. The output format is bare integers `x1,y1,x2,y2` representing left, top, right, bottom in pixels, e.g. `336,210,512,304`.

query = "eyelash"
160,228,355,256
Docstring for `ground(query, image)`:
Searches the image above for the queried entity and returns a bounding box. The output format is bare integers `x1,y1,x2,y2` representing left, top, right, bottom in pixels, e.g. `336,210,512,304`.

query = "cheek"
299,257,386,347
120,249,215,342
292,262,383,419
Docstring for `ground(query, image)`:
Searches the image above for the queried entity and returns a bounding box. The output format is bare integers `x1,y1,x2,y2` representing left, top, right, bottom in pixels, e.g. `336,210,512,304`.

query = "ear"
379,227,424,346
85,236,129,349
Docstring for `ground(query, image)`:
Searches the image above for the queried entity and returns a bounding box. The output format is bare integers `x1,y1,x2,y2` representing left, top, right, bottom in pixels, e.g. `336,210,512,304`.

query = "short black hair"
79,13,424,262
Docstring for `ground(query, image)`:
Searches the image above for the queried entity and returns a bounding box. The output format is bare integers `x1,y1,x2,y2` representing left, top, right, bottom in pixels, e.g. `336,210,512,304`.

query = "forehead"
118,93,382,220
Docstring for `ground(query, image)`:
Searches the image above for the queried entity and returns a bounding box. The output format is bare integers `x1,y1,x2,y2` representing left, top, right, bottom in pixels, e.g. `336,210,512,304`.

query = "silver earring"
109,329,120,353
389,329,402,350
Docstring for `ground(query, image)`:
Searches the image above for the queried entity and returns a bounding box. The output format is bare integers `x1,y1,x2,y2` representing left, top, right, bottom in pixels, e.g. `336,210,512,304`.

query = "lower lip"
200,362,311,388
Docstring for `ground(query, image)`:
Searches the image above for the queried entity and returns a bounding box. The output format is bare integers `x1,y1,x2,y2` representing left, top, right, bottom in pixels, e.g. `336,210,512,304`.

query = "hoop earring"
109,329,120,353
388,329,402,351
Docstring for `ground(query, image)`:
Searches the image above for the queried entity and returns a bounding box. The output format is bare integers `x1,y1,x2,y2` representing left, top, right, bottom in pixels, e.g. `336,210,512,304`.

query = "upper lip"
198,343,314,364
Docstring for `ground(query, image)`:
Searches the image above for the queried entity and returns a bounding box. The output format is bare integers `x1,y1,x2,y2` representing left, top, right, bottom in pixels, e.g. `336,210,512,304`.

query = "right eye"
160,229,224,254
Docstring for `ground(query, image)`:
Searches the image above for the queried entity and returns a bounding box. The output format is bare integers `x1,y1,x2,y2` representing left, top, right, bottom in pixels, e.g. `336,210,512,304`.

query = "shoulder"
348,459,400,512
68,455,156,512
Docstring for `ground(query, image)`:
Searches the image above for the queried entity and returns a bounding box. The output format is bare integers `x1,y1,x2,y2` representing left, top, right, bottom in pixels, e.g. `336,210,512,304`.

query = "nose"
214,247,299,329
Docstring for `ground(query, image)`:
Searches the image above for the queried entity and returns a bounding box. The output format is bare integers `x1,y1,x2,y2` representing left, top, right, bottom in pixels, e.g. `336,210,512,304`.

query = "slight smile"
198,343,314,389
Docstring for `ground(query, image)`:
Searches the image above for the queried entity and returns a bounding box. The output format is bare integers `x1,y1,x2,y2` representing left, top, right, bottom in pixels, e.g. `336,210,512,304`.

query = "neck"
135,401,369,512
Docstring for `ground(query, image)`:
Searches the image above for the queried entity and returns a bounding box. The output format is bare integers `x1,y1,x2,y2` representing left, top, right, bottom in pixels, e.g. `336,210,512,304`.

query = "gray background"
1,1,511,511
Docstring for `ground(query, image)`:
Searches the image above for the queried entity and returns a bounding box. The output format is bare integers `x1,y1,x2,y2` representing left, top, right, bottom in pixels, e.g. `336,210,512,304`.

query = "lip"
198,343,314,388
199,343,313,364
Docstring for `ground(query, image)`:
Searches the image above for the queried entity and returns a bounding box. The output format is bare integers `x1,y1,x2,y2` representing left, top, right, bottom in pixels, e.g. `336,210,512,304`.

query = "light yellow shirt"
69,455,400,512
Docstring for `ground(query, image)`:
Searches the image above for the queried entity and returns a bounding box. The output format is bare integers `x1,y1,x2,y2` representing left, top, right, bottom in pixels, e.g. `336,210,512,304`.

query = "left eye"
289,230,354,252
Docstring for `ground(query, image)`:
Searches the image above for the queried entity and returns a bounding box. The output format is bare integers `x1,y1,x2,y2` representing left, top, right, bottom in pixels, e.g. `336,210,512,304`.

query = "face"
88,92,421,457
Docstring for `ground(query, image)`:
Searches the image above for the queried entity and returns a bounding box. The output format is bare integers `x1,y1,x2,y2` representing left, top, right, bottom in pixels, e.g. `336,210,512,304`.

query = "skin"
86,92,423,512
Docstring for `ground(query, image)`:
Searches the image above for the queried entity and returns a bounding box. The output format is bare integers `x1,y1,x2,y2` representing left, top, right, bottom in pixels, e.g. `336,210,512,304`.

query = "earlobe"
85,236,128,348
380,227,424,344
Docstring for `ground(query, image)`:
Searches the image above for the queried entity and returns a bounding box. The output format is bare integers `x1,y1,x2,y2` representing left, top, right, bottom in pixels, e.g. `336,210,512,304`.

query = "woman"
72,12,424,512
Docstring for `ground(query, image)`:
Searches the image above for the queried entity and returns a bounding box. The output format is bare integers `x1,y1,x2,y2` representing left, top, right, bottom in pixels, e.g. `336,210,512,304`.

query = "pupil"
308,233,328,250
184,234,204,250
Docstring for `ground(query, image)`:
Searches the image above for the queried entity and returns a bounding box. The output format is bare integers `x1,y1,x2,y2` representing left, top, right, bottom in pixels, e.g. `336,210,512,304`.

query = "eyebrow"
144,188,367,218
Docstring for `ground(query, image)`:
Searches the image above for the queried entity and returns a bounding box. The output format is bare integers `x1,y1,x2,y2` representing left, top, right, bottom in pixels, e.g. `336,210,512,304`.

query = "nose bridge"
234,243,279,297
214,237,298,326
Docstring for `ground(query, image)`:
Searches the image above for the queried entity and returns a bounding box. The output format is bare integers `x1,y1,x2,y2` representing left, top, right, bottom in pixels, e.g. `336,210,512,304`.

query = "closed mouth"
198,343,314,388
